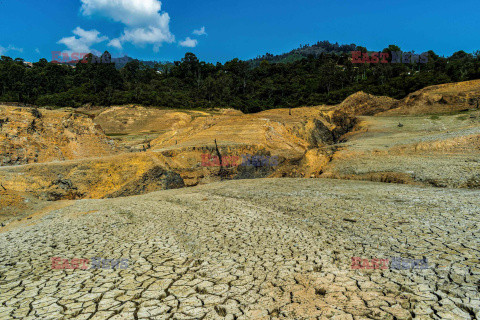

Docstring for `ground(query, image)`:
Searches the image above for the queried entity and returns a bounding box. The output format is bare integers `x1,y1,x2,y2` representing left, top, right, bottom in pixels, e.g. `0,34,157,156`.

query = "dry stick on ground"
0,183,6,191
214,139,227,178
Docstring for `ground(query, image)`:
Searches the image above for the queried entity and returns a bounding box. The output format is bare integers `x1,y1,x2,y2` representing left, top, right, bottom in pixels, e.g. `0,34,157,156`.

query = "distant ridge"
59,54,170,70
248,40,358,66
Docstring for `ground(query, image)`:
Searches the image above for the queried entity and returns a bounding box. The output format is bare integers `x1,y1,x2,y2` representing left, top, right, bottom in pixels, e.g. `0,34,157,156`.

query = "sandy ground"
1,178,479,319
323,111,480,188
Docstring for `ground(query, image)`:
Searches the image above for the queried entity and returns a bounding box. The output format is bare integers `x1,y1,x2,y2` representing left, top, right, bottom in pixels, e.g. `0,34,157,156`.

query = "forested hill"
248,41,358,66
59,55,165,70
99,41,357,69
0,43,479,113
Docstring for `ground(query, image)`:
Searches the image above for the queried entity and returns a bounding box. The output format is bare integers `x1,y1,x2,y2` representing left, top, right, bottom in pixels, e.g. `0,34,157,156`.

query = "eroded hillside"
0,104,355,206
335,91,398,116
379,79,480,116
1,79,479,220
322,110,480,188
0,105,118,166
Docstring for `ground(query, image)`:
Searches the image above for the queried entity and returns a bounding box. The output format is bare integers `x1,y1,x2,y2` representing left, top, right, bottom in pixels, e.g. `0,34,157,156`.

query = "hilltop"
248,40,358,66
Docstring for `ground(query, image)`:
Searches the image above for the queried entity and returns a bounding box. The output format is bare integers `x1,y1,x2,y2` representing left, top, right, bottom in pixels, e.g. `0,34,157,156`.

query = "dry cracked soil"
1,178,479,320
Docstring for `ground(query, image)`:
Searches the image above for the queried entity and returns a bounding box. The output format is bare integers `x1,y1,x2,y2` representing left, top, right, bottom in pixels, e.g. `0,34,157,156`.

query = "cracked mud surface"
1,178,479,319
323,112,480,189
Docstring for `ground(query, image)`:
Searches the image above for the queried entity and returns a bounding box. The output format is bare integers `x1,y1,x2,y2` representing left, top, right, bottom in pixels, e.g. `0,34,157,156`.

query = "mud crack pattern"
0,179,479,319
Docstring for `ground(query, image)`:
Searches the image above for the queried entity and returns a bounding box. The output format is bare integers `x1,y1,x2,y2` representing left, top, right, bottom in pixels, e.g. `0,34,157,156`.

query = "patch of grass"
430,115,440,120
118,211,134,219
193,259,204,267
214,306,227,317
456,115,468,121
195,286,208,294
270,308,281,317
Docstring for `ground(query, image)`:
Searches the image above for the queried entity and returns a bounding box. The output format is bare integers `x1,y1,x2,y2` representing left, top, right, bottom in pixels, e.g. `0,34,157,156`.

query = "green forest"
1,42,479,113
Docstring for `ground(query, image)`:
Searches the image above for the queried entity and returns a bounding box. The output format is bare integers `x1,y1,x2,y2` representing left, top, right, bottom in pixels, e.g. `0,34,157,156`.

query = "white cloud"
57,27,108,53
9,46,23,53
81,0,174,51
35,48,40,54
120,24,173,46
81,0,161,26
193,27,207,36
108,38,123,50
179,37,198,48
0,45,23,56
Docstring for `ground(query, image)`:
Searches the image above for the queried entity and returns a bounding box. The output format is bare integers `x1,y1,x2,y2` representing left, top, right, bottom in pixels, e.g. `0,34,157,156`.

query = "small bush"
315,288,327,296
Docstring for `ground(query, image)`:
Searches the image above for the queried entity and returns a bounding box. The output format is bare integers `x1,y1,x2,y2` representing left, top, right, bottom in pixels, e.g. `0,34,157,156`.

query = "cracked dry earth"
0,178,479,320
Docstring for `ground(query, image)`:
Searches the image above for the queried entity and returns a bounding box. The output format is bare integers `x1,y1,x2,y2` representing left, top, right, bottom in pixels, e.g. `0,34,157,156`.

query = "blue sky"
0,0,479,63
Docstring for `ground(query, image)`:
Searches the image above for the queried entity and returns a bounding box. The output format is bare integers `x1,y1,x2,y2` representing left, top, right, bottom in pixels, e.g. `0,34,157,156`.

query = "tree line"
0,44,479,113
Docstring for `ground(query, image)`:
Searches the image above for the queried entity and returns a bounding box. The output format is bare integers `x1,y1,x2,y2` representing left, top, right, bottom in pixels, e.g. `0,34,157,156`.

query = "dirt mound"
91,106,244,151
390,133,480,154
92,105,244,136
379,79,480,116
151,107,355,157
0,105,118,166
321,110,480,189
0,152,185,200
146,106,357,180
94,106,195,134
0,190,26,215
0,189,51,224
336,91,398,115
105,166,185,198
